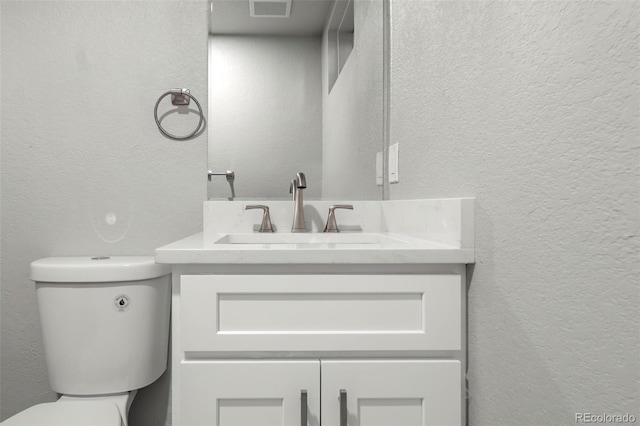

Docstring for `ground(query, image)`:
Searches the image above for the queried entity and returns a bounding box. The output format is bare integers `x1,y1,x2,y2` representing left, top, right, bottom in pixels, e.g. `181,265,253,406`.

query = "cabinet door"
321,360,461,426
181,360,320,426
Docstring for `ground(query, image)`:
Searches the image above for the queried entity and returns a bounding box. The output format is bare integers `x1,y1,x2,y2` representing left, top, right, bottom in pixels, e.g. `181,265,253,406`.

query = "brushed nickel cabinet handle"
301,389,308,426
339,389,347,426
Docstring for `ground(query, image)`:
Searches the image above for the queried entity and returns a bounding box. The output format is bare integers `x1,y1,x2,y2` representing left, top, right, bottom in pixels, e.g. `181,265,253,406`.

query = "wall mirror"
207,0,387,201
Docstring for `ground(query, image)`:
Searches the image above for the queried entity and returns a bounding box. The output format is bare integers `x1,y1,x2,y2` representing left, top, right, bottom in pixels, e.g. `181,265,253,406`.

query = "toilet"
2,256,171,426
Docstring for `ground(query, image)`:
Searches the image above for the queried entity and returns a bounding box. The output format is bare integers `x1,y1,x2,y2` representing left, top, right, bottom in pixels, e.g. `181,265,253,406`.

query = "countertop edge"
155,233,475,265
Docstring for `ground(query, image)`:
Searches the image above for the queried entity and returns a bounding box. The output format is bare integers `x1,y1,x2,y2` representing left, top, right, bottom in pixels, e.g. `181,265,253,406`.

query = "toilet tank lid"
30,256,171,283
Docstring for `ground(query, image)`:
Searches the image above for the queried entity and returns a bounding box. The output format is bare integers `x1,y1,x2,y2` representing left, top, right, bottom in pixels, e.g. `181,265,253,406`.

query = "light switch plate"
389,143,399,183
376,151,383,186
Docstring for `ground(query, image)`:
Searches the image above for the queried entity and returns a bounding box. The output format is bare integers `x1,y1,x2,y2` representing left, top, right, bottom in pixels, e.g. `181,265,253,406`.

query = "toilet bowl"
1,398,123,426
1,257,170,426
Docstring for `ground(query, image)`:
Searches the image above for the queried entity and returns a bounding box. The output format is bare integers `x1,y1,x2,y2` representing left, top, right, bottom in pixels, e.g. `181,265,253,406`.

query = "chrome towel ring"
154,88,204,140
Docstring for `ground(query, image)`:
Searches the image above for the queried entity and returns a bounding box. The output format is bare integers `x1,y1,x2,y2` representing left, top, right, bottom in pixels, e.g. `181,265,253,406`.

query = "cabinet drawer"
180,274,461,352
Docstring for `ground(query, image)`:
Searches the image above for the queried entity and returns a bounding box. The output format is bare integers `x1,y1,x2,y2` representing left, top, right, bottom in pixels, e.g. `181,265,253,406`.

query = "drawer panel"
180,274,461,352
218,292,423,332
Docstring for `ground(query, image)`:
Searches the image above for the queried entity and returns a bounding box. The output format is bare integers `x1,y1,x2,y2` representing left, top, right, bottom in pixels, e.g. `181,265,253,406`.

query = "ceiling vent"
250,0,291,18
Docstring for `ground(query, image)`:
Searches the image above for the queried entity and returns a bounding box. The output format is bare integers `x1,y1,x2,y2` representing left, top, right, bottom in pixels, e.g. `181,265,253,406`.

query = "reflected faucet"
290,172,307,232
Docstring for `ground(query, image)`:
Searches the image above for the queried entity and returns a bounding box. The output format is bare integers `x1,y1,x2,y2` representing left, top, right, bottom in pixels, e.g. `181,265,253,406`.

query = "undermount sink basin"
214,233,408,245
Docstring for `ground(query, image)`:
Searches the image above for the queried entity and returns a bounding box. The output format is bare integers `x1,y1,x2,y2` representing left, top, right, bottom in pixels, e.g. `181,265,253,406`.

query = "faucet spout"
291,172,307,232
295,172,307,189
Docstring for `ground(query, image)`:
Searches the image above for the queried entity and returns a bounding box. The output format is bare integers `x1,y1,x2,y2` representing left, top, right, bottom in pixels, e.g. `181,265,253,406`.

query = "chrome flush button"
114,295,130,311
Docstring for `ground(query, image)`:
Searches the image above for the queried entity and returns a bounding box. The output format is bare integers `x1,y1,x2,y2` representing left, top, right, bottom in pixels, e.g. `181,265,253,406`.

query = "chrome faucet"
290,172,307,232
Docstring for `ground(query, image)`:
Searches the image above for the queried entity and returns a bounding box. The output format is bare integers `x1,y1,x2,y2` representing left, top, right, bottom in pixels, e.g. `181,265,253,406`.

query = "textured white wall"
0,1,208,424
389,1,639,424
322,0,384,200
208,36,322,200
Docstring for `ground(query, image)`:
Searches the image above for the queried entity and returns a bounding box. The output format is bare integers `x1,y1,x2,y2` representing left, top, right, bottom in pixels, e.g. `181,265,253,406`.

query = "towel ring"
154,88,204,140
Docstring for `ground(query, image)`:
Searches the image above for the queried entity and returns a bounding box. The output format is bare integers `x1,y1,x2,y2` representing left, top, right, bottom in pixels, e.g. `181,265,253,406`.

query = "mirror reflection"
208,0,384,201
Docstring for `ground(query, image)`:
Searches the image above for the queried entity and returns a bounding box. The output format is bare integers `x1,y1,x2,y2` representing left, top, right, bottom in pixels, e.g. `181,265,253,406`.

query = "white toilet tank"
30,256,171,396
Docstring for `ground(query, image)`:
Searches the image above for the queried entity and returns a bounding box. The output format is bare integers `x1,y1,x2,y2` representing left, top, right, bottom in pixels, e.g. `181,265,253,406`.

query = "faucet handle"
323,205,354,233
245,205,274,232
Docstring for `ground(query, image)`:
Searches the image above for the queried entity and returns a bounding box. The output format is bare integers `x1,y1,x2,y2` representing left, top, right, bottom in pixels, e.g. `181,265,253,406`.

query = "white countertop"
155,198,475,265
155,232,474,264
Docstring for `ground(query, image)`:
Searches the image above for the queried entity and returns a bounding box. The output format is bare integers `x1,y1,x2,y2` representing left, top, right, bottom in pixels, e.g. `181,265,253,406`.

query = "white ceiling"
209,0,335,36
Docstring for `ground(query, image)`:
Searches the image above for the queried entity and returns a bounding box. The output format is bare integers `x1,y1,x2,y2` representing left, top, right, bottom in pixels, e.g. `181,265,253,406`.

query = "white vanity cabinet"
158,198,475,425
172,270,467,426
